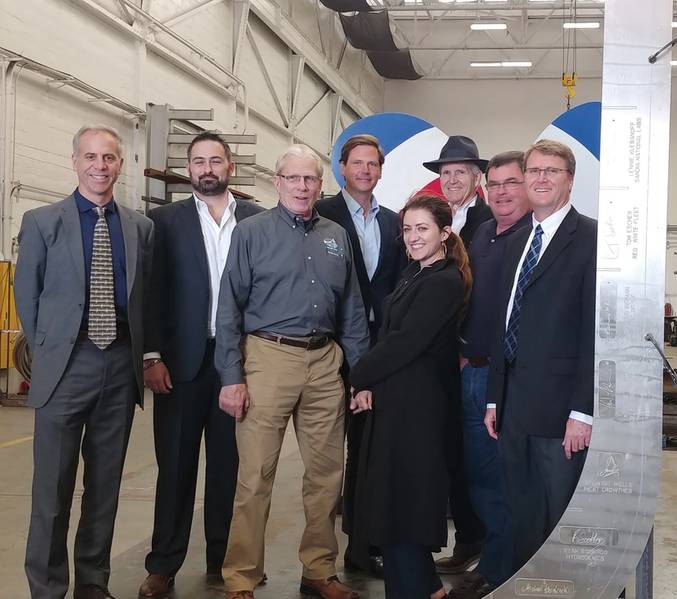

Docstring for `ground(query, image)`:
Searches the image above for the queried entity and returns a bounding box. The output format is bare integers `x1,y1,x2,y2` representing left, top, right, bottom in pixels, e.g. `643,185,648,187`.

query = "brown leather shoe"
300,576,359,599
224,592,254,599
138,573,174,598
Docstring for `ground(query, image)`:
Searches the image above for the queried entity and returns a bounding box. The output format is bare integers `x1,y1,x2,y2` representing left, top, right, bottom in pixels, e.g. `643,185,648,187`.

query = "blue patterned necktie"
504,224,543,363
88,207,116,349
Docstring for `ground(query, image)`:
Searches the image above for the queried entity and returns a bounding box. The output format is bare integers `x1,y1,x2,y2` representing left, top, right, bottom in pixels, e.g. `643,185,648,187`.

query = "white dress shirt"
451,195,478,234
144,192,237,361
195,192,237,337
488,202,592,425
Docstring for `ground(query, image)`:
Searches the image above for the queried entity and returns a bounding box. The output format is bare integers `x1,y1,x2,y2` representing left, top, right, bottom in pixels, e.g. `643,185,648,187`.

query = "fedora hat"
423,135,489,173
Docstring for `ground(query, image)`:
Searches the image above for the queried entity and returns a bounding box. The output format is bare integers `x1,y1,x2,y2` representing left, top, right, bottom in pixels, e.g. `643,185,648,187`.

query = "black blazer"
486,207,597,438
460,196,493,250
316,192,407,331
144,196,264,382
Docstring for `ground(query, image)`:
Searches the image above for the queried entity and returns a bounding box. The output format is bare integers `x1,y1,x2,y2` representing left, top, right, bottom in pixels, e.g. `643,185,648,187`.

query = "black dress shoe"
368,556,384,578
435,542,482,574
74,585,116,599
343,551,383,579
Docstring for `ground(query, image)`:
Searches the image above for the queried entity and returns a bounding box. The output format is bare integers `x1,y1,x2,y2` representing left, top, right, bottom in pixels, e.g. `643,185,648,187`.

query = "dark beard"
193,174,229,196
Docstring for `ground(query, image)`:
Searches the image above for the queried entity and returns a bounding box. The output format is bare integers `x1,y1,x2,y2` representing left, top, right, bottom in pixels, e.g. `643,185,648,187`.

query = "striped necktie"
504,224,543,363
88,206,116,349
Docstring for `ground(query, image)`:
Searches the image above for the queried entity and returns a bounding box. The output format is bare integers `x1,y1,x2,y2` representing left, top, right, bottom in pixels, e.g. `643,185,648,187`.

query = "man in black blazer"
316,134,407,575
423,135,493,250
138,132,263,598
484,139,596,574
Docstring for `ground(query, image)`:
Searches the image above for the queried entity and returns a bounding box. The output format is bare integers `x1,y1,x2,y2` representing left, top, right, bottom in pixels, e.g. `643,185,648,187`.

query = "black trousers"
498,365,587,573
342,322,379,563
145,341,238,575
381,544,443,599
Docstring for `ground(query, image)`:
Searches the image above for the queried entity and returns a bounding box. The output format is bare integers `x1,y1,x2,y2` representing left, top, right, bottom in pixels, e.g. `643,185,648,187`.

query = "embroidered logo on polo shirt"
323,238,344,258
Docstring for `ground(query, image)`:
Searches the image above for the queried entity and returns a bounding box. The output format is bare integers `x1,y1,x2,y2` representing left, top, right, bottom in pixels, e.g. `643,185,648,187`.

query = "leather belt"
467,357,490,368
250,330,331,350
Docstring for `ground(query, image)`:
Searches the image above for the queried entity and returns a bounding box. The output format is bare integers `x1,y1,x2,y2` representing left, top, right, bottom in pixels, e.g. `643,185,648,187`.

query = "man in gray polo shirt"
215,144,369,599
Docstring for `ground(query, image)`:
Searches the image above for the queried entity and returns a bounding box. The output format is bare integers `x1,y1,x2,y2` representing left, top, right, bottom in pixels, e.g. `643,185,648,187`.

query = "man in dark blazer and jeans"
423,135,488,575
139,132,263,598
484,139,596,574
423,135,493,251
316,134,406,575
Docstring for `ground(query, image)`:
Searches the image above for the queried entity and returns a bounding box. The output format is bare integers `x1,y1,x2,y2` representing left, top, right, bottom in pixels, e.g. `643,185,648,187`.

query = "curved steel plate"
491,0,672,597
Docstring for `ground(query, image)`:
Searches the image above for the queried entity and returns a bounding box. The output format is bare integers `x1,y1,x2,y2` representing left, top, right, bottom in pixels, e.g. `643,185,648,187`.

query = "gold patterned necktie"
88,206,116,349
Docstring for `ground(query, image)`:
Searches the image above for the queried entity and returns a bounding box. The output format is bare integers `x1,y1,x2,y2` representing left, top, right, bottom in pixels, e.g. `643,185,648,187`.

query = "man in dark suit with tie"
423,135,493,250
484,139,596,574
15,125,153,599
138,132,263,598
316,134,406,575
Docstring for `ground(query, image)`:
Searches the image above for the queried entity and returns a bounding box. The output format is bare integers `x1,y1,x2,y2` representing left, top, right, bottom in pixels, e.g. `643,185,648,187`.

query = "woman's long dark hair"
400,194,473,306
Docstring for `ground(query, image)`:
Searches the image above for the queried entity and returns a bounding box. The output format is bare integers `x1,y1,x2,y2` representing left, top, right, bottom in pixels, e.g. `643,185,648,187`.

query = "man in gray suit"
15,124,153,599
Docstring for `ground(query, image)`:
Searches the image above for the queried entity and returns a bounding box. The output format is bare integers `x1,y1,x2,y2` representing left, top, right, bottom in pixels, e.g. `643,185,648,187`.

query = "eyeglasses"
277,173,321,185
524,167,570,178
486,179,524,191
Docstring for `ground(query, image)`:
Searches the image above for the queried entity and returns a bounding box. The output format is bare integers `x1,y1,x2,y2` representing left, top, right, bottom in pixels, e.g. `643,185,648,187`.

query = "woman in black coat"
350,194,472,599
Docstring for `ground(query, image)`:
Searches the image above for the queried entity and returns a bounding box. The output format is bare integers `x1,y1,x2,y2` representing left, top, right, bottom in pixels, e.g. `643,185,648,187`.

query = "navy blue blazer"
144,196,264,382
316,192,407,332
486,207,597,438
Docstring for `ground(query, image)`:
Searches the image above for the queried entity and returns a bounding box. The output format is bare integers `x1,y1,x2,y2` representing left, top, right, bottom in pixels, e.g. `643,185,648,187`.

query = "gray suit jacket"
14,194,154,408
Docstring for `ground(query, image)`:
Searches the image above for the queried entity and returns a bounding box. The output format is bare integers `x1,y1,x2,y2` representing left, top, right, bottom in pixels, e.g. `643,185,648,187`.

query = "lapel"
333,193,370,284
181,197,210,283
60,195,86,290
525,207,578,291
373,209,390,278
118,204,138,297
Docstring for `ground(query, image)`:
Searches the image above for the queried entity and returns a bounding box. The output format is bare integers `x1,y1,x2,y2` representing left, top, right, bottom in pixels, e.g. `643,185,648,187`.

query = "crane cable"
562,0,578,110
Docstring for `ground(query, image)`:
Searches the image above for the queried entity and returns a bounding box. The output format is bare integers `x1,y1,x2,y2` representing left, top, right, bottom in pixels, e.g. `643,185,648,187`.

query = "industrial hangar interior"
1,0,676,598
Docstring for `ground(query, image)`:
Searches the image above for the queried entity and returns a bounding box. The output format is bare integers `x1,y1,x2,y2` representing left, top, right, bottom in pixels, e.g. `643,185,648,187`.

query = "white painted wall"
0,0,384,260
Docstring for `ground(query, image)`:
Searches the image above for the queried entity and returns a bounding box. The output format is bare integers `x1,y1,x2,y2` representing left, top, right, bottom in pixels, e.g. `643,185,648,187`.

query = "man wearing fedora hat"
422,135,489,577
423,135,493,250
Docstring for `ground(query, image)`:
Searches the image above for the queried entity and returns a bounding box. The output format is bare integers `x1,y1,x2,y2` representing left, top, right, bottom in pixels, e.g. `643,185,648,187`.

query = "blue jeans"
461,364,512,587
381,544,443,599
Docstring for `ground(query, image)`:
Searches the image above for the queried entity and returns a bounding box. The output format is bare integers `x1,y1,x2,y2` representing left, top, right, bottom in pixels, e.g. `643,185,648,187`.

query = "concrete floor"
2,395,677,599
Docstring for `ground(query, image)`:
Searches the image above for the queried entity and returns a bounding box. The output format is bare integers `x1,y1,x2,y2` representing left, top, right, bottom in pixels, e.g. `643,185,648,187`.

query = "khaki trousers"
222,335,345,591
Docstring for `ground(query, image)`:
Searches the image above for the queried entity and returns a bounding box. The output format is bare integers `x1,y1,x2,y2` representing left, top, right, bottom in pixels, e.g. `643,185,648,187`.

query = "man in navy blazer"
316,134,406,575
139,133,263,598
484,139,596,575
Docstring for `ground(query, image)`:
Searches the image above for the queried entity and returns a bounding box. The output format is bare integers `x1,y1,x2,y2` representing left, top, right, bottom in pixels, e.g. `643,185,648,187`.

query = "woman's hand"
350,389,373,414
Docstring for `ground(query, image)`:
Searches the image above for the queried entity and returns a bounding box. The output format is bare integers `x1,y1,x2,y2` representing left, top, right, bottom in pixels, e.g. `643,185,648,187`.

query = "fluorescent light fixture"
672,21,677,28
671,60,677,66
501,61,533,67
471,23,507,30
563,22,600,29
470,61,532,68
484,0,508,3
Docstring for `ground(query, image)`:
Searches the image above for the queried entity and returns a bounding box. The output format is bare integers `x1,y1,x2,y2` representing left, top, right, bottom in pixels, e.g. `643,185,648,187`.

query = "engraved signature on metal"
489,0,671,596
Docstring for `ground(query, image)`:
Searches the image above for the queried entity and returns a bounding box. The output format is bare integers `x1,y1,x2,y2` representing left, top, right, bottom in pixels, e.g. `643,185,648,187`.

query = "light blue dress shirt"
342,189,381,281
